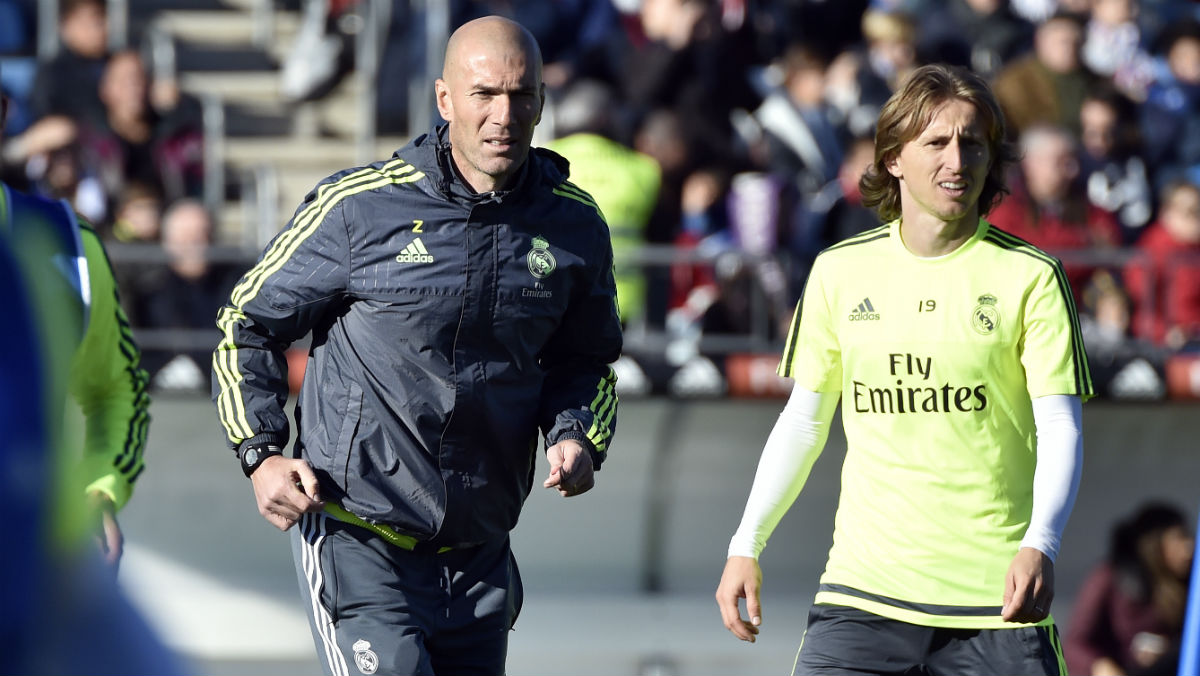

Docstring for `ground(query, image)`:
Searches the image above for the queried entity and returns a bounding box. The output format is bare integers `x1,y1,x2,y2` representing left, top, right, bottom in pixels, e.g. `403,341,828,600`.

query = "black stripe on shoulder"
982,226,1064,266
779,285,808,377
556,180,602,208
780,224,888,374
983,225,1045,253
779,261,825,376
981,226,1093,396
823,224,890,254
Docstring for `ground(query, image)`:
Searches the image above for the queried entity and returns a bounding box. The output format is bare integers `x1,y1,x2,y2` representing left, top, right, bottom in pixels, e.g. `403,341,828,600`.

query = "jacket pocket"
333,381,363,485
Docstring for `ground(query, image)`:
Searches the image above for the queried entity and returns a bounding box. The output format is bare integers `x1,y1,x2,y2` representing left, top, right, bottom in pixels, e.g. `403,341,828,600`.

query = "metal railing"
241,163,280,249
33,0,445,247
105,243,1180,356
107,0,127,50
35,0,56,59
408,0,449,140
250,0,275,49
200,92,226,222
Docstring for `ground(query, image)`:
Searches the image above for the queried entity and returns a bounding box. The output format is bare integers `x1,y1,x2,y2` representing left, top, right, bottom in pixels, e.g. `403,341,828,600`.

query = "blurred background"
3,0,1199,673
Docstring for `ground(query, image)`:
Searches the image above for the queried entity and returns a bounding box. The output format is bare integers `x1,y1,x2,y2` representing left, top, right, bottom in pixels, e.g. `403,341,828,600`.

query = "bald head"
435,16,545,193
443,16,542,85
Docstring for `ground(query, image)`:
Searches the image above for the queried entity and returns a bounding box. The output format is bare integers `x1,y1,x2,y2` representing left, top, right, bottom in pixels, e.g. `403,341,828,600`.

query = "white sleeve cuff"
1019,394,1083,561
727,387,840,559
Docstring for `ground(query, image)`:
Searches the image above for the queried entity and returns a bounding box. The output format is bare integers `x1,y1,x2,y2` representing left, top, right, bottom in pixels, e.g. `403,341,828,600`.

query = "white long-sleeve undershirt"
1020,394,1084,561
727,388,1083,562
727,387,839,559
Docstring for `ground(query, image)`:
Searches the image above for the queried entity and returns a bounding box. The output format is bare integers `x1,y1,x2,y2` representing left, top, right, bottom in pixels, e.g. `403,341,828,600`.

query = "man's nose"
492,95,512,126
944,139,966,170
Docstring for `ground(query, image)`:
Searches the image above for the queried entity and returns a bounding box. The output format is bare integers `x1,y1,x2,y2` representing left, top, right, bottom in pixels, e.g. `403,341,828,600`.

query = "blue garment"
1140,58,1200,189
0,216,184,676
0,183,90,333
0,236,49,654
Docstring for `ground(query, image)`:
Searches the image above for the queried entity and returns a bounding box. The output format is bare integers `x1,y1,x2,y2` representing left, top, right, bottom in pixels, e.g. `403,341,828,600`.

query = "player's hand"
88,491,124,570
1090,656,1127,676
716,555,763,642
1002,546,1054,623
543,439,594,497
250,455,324,531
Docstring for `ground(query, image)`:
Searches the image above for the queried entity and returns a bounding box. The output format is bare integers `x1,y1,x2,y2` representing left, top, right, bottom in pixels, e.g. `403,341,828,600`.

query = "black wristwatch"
239,442,283,478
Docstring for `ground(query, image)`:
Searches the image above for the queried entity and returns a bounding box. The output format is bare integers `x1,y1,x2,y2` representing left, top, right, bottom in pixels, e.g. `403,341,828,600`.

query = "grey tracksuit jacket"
213,125,622,547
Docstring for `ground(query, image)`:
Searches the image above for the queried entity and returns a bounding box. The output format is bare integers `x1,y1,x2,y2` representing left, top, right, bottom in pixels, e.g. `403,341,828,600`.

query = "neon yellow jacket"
544,133,661,323
70,225,151,509
0,184,149,532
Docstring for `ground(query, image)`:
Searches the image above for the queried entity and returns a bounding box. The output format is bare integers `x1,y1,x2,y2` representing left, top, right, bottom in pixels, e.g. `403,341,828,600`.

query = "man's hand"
88,492,123,570
1089,656,1127,676
1002,546,1054,623
543,439,594,497
716,556,763,642
250,455,324,531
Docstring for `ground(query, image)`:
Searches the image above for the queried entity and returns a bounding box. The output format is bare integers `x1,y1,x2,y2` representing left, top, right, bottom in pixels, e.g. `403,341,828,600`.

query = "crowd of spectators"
1,0,216,390
3,0,1200,399
489,0,1200,400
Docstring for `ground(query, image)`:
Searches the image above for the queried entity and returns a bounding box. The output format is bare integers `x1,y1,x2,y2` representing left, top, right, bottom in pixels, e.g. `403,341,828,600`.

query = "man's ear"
884,154,901,179
434,79,451,122
534,82,545,127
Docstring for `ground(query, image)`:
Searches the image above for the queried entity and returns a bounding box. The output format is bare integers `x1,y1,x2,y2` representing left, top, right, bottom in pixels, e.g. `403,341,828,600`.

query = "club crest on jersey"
353,639,379,674
972,293,1000,334
526,235,557,279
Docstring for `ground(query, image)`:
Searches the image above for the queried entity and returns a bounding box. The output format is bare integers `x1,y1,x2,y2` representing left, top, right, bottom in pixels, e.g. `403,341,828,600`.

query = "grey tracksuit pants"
292,511,523,676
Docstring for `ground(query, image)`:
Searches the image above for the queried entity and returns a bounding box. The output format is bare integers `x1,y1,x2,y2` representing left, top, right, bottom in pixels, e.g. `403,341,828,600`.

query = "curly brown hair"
860,63,1018,223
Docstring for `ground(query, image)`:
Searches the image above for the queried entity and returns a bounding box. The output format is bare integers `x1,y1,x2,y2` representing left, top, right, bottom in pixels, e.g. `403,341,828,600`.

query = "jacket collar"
404,124,567,204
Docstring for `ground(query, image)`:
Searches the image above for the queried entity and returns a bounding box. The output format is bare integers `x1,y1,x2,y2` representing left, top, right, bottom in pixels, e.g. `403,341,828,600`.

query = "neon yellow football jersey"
778,218,1093,629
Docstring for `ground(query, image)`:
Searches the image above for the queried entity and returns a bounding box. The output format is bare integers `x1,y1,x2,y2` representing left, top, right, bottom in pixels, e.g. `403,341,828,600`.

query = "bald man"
212,16,621,675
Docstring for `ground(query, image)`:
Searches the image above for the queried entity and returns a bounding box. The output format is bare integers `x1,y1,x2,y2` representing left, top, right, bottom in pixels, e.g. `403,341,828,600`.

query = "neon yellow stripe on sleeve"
214,161,425,445
231,159,414,307
585,367,617,452
552,182,604,220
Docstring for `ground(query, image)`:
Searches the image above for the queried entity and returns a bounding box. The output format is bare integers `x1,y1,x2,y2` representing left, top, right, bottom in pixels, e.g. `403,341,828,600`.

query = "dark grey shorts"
292,511,523,676
792,604,1066,676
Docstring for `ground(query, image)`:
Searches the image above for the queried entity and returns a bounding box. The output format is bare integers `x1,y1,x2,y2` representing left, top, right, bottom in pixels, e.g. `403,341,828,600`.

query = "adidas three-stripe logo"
396,237,434,264
848,297,880,321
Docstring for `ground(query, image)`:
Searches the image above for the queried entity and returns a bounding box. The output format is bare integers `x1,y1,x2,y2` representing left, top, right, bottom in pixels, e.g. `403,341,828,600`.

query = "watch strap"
240,442,283,478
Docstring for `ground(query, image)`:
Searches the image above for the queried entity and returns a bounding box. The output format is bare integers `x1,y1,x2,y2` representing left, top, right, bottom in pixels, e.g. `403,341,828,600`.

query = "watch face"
244,447,259,466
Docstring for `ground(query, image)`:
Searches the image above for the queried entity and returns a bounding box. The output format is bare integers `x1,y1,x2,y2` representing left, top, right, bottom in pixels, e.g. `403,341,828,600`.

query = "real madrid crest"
353,639,379,675
971,293,1000,335
527,235,557,279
